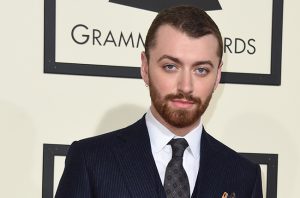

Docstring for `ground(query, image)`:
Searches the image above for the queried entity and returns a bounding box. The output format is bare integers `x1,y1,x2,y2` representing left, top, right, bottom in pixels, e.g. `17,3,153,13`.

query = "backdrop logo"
109,0,222,12
44,0,283,85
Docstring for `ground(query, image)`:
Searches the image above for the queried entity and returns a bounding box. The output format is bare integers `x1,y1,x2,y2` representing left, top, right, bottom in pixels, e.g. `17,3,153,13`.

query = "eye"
195,67,209,76
163,64,177,72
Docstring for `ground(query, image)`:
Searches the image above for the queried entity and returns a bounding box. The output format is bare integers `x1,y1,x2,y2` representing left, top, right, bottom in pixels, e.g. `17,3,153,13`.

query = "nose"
178,70,193,94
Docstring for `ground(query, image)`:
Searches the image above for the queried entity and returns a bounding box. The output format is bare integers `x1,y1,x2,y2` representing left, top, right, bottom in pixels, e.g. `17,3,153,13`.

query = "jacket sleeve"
55,141,92,198
251,164,263,198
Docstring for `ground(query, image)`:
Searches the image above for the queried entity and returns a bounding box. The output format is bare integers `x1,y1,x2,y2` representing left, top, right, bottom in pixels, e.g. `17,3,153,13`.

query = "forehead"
150,25,219,62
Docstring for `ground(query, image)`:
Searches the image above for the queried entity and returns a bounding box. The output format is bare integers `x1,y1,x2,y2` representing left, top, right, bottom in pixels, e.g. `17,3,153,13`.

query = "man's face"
141,25,222,129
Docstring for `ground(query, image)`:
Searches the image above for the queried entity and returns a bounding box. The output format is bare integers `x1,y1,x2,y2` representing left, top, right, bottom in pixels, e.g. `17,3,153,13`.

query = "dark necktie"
164,138,190,198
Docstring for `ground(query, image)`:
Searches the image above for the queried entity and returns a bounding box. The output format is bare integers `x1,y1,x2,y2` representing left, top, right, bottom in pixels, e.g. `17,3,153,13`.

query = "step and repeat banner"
43,0,283,197
44,0,283,85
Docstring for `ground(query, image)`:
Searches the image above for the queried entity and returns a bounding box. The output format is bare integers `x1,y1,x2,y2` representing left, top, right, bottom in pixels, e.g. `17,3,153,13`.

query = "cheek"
149,70,177,94
153,80,175,97
194,79,216,98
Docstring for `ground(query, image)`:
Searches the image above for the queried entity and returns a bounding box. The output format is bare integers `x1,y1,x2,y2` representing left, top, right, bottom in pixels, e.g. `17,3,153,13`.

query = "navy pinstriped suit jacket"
55,116,262,198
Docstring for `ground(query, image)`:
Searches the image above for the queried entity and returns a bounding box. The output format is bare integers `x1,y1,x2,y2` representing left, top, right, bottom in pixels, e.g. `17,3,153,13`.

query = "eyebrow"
157,54,215,68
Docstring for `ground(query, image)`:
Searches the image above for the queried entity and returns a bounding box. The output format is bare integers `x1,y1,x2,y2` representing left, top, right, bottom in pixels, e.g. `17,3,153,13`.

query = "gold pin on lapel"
222,192,228,198
222,192,236,198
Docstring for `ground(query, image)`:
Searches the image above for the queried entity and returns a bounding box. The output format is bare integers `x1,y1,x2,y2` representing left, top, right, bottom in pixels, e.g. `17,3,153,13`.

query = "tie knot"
168,138,189,157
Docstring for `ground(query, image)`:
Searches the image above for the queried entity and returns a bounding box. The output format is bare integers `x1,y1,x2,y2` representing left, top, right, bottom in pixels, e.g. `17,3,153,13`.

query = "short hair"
145,5,223,62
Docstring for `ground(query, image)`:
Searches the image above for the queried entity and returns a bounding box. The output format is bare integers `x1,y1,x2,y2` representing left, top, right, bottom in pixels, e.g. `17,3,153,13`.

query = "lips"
170,98,195,109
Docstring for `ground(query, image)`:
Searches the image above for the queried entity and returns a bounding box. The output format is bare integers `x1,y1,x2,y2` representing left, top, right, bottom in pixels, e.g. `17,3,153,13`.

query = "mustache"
164,92,201,104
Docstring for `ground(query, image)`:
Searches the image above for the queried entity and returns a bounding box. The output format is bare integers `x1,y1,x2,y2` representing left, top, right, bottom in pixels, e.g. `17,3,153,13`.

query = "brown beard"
149,81,212,128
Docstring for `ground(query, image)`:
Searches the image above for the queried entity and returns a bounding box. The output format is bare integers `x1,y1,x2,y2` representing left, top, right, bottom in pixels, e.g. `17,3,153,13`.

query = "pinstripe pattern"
55,116,262,198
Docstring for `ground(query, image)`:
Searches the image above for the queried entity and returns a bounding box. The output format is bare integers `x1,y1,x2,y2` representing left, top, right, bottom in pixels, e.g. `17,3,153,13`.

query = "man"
56,5,262,198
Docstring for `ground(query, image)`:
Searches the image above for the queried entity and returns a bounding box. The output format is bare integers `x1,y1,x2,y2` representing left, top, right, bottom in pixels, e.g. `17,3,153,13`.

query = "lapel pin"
222,192,236,198
222,192,228,198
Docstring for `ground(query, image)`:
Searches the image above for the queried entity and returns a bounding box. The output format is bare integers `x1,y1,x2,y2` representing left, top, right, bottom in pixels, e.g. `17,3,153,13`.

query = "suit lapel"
192,129,227,198
112,117,166,198
112,119,230,197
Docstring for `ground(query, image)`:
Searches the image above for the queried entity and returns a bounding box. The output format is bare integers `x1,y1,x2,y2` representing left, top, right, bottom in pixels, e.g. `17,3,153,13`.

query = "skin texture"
141,25,222,136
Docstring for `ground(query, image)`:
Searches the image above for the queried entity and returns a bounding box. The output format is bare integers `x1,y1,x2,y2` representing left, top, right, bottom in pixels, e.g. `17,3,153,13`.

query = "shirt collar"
146,109,202,159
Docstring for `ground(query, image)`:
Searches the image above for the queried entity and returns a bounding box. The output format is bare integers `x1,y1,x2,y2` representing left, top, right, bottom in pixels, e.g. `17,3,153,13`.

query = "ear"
141,52,149,86
214,61,223,90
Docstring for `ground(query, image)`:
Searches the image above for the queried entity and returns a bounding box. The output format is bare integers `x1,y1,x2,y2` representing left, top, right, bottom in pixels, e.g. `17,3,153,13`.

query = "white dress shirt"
145,110,202,195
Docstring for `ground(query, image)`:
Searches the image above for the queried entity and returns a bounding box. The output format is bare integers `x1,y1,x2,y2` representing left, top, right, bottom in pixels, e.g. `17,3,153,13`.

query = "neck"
150,105,200,137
